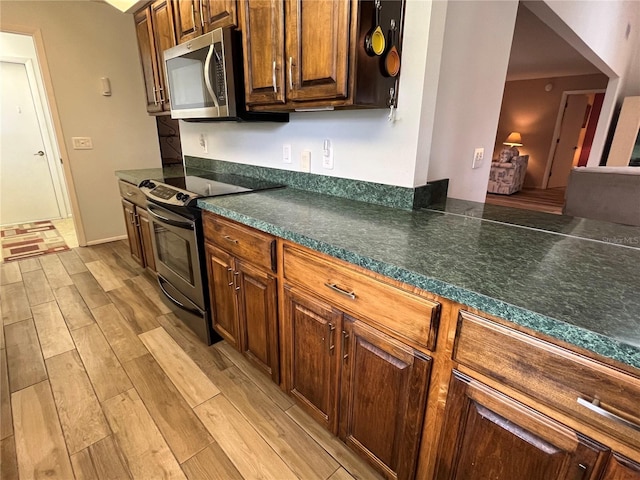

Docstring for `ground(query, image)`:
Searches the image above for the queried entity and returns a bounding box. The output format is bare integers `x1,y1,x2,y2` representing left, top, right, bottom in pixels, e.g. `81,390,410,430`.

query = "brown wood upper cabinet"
173,0,238,44
240,0,406,111
240,0,350,109
134,0,176,113
203,212,279,383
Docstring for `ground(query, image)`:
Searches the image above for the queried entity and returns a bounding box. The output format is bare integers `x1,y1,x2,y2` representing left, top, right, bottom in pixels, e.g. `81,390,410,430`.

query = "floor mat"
1,220,69,262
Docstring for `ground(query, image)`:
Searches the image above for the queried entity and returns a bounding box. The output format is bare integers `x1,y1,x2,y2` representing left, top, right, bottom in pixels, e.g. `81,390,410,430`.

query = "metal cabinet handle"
288,57,293,90
577,397,640,432
328,323,336,353
324,282,356,300
223,235,238,244
191,4,196,29
226,266,234,286
199,0,205,27
133,213,141,228
342,330,349,362
233,271,240,291
157,86,164,104
152,87,158,106
272,61,277,93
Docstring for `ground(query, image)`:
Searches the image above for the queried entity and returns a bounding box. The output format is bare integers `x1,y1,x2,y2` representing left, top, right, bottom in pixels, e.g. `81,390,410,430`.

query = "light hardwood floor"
0,241,382,480
485,187,566,215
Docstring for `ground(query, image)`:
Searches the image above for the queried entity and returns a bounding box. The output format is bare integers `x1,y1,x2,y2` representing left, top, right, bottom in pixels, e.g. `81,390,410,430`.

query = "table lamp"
500,132,523,161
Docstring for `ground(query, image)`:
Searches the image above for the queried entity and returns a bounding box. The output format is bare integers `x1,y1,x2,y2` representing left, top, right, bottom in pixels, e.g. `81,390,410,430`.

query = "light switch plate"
283,144,292,163
72,137,93,150
301,150,311,172
472,147,484,169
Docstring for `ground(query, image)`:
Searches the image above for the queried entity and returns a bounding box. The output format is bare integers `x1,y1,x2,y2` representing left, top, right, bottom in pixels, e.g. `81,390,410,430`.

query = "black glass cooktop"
159,172,283,198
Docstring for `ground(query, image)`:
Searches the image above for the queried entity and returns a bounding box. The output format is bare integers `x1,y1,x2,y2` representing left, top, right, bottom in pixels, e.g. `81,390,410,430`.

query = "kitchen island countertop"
197,187,640,371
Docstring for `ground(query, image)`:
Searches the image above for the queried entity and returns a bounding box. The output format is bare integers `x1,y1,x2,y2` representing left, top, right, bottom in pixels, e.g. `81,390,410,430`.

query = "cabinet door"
206,244,239,348
435,371,608,480
240,0,286,106
285,0,349,102
284,286,341,432
339,315,431,480
136,207,156,272
134,7,163,113
601,454,640,480
236,259,279,383
150,0,176,110
201,0,237,31
121,199,144,266
172,0,202,44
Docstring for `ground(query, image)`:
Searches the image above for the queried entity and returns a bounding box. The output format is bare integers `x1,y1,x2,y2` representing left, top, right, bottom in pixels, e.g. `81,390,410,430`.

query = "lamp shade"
503,132,523,146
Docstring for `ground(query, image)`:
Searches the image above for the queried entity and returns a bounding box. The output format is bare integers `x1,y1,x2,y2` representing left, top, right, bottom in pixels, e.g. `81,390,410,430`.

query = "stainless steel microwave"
163,28,287,122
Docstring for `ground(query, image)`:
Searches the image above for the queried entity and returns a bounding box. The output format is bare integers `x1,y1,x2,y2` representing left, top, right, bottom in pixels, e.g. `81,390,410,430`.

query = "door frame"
541,88,606,189
1,56,69,221
1,25,86,245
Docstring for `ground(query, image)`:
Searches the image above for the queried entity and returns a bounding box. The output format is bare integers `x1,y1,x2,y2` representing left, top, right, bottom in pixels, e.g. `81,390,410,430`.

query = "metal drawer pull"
288,57,293,90
577,397,640,432
342,331,349,362
223,235,238,244
328,323,336,353
324,282,356,300
272,61,277,93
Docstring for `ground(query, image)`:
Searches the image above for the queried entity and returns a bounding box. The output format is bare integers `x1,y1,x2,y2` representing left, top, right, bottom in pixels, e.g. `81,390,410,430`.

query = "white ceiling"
506,4,603,81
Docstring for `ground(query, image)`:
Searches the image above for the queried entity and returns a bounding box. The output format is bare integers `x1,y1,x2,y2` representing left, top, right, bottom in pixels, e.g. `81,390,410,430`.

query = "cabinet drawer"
454,311,640,450
203,212,275,272
118,180,146,208
283,244,440,350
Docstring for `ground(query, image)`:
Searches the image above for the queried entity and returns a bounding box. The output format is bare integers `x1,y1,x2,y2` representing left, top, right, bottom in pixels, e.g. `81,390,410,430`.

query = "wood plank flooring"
485,186,566,215
0,241,382,480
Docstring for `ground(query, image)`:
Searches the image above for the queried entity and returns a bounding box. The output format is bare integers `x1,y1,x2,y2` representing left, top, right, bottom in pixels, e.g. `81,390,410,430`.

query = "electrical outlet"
199,133,208,153
472,147,484,169
283,144,292,163
72,137,93,150
301,150,311,172
322,139,333,169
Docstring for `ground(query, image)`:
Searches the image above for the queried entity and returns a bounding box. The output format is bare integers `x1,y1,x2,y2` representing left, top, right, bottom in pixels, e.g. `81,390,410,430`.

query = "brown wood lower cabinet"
121,198,143,266
285,286,341,432
205,242,279,382
601,454,640,480
435,371,609,480
340,315,431,480
283,285,431,480
119,181,155,272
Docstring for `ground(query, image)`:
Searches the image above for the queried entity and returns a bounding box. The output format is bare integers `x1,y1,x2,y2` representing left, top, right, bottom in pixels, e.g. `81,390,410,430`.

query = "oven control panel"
139,180,193,207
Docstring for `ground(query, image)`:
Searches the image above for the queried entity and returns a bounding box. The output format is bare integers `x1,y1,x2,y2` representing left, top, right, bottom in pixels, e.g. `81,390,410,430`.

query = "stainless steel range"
139,173,282,344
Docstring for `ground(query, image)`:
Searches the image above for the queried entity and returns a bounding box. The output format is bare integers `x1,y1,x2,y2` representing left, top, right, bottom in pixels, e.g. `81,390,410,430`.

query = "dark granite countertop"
197,188,640,370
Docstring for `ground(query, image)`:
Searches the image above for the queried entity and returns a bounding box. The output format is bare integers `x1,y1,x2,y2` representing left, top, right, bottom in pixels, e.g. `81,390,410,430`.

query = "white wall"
426,0,519,202
181,0,437,189
1,1,161,244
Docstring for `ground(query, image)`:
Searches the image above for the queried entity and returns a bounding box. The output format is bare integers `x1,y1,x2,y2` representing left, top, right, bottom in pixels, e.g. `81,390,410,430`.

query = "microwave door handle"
204,44,220,115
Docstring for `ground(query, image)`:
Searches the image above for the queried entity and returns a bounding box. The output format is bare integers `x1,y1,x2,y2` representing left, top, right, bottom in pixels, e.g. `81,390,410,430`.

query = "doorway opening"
0,31,80,253
484,2,610,215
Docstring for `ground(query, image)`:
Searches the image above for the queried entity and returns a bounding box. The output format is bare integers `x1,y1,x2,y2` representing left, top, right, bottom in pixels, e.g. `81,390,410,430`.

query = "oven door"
147,203,205,310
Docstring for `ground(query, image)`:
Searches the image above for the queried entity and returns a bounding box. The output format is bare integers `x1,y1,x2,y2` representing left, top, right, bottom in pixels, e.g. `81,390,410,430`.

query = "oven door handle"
157,276,203,317
147,205,194,230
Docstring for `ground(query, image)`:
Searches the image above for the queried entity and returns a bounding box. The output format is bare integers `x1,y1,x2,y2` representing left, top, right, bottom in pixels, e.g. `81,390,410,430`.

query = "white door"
1,60,62,225
547,94,589,189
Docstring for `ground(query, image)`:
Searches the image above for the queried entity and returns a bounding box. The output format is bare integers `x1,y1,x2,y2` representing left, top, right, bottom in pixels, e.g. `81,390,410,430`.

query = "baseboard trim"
85,235,127,246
